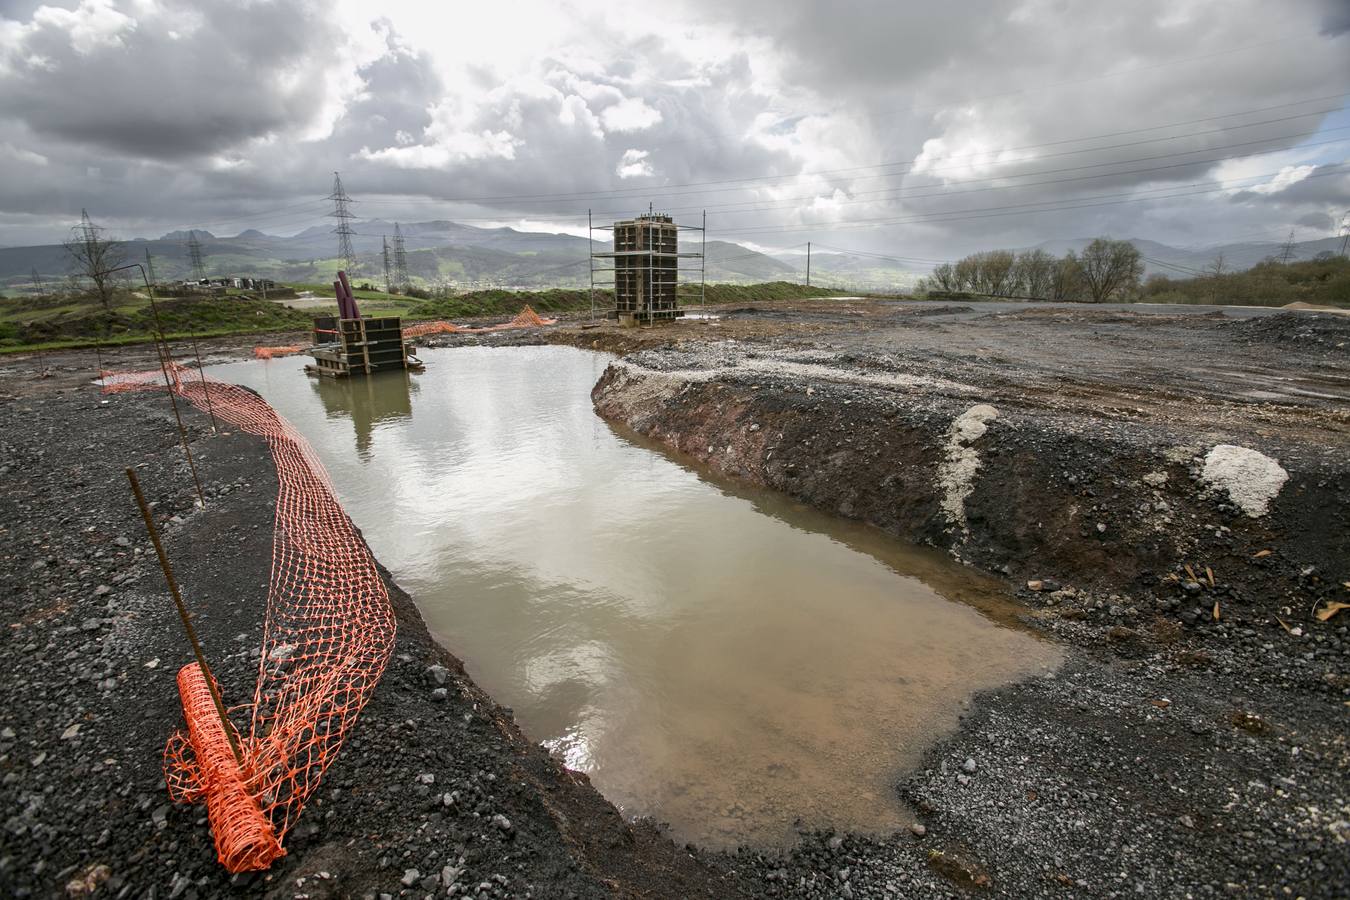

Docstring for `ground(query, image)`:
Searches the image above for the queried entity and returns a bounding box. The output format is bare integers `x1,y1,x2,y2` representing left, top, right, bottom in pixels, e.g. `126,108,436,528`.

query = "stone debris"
1201,444,1289,517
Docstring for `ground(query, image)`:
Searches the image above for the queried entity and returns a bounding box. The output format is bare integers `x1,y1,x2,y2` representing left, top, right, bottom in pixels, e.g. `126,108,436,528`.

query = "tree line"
918,237,1144,303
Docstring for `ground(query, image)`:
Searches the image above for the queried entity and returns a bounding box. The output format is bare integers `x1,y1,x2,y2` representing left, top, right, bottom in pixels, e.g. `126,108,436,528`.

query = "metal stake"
189,334,219,433
154,336,206,509
126,467,244,769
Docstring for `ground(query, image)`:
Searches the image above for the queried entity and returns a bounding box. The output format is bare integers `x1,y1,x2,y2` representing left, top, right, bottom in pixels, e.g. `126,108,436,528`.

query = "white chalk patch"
937,404,999,532
1201,444,1288,518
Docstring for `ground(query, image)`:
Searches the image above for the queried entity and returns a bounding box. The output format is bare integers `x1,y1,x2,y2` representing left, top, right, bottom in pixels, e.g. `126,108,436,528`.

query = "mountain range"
0,219,1343,294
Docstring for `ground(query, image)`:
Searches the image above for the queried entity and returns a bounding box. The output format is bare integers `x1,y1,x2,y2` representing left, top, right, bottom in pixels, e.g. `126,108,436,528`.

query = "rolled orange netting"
167,664,283,871
253,345,303,359
105,361,396,872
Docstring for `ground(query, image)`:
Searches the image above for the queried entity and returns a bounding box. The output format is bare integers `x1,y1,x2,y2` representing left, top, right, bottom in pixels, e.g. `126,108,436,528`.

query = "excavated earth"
2,299,1348,899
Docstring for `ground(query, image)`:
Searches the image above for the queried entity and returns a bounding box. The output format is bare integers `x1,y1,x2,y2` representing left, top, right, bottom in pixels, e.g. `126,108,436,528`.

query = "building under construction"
590,212,705,326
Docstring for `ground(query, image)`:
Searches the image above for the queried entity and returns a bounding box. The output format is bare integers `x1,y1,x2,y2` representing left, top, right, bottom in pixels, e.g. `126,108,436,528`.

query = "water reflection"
207,347,1060,849
309,369,417,458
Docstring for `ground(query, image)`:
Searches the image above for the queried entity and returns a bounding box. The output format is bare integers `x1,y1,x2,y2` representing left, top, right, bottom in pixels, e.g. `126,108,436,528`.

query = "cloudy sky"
1,0,1348,262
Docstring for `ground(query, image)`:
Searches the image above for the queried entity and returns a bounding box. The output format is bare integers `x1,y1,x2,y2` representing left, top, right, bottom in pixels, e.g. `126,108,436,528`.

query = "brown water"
208,345,1060,849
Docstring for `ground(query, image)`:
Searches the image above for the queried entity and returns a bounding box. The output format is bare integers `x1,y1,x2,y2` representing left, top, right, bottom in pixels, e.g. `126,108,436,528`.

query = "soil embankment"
2,301,1347,898
587,302,1349,896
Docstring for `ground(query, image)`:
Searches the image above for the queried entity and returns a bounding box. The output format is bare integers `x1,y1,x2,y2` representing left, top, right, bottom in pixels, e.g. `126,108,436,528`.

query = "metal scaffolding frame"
589,209,706,326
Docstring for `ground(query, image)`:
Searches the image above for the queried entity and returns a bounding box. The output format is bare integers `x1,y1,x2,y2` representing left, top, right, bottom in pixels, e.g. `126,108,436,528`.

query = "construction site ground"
1,298,1346,898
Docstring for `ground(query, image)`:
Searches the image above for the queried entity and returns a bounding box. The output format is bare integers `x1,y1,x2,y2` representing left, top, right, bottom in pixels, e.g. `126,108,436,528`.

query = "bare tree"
1051,251,1084,301
976,250,1017,296
1203,252,1227,278
953,255,979,292
1014,249,1056,299
1077,238,1143,303
930,262,959,292
63,209,126,312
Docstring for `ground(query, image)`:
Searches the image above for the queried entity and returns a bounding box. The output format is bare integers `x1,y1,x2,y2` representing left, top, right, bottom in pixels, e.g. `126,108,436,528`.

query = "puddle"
207,345,1060,849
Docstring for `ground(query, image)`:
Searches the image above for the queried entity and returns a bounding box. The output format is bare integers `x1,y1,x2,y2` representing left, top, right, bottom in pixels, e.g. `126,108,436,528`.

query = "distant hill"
1029,236,1347,277
0,220,797,292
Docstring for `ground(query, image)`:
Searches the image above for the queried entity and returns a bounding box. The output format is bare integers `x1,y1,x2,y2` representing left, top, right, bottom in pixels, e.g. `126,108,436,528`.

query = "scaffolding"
589,209,706,326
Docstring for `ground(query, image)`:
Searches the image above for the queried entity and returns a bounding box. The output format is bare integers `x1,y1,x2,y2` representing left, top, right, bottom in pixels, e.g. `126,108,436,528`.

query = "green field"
0,281,853,352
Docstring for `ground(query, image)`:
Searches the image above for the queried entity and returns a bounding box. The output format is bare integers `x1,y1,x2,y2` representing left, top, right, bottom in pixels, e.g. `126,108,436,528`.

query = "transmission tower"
31,268,45,295
1339,210,1349,258
1278,228,1297,265
186,230,206,280
392,222,408,290
382,236,393,294
328,171,359,276
144,247,157,285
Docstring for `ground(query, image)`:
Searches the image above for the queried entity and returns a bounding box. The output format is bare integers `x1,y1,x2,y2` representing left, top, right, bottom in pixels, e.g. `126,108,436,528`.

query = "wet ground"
2,297,1347,897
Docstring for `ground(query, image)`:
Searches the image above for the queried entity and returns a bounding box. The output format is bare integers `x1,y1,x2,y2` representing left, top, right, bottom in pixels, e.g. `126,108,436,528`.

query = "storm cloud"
0,0,1347,260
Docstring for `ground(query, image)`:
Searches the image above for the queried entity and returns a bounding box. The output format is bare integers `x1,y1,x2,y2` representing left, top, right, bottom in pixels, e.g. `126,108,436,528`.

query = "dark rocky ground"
2,301,1348,898
588,303,1349,897
0,367,743,899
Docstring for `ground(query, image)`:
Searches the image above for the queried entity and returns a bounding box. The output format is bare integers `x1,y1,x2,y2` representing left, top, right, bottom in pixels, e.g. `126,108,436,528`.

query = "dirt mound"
1227,311,1350,350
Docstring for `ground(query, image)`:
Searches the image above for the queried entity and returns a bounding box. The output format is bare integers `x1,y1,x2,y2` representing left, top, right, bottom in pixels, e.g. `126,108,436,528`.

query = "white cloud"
31,0,136,55
601,97,662,132
1235,164,1316,195
616,148,653,178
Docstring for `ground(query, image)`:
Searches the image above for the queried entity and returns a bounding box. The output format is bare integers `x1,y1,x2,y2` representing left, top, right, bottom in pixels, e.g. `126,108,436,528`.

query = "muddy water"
207,345,1060,849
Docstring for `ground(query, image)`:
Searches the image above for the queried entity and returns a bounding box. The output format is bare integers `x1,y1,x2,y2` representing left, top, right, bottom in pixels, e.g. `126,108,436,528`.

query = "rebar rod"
189,334,219,433
153,336,206,508
126,467,243,768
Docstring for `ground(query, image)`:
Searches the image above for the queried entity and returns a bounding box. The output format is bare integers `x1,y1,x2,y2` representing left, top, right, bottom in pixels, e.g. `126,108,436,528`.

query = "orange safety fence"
103,362,395,872
404,304,557,339
252,345,303,360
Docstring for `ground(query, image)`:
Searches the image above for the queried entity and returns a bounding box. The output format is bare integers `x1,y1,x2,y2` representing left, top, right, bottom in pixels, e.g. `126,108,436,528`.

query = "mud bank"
586,307,1349,896
590,327,1348,667
0,367,743,899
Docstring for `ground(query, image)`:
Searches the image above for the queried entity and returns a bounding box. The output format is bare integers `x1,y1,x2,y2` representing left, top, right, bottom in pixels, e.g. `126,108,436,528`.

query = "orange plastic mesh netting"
104,362,395,872
404,304,557,339
252,345,303,359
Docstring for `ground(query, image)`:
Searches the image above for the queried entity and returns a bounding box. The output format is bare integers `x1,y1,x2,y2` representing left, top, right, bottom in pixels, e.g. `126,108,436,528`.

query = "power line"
394,104,1350,207
382,236,393,294
328,171,359,275
721,163,1350,237
392,222,408,289
186,231,206,280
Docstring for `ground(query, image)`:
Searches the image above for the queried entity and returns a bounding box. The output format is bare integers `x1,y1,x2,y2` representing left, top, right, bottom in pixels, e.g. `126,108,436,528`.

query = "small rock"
962,757,977,773
428,664,449,686
1026,580,1045,592
60,723,81,740
909,823,927,837
492,814,512,832
826,835,844,851
400,868,420,887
